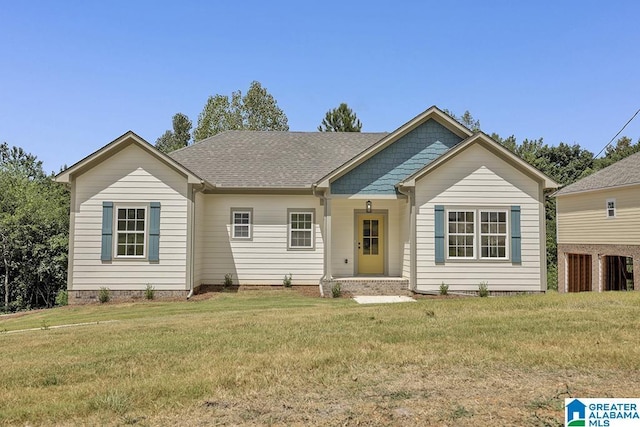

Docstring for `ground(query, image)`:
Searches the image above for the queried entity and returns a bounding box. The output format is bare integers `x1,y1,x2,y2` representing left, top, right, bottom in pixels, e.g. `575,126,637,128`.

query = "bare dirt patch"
137,368,636,426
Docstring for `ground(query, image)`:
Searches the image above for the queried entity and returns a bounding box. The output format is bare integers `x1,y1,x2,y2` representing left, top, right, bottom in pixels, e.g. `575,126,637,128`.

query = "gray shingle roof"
169,131,388,188
556,151,640,195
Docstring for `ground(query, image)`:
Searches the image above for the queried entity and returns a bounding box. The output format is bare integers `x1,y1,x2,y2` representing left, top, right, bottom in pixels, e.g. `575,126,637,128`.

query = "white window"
116,207,146,257
480,211,507,259
448,211,475,258
231,209,252,239
606,199,616,218
447,209,508,260
288,210,314,249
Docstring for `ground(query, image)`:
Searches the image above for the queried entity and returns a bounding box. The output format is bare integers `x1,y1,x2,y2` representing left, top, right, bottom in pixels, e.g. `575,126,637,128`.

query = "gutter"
412,289,477,297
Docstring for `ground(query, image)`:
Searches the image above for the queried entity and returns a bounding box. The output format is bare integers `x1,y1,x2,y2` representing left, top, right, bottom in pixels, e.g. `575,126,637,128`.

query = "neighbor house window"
231,209,252,239
116,207,146,257
288,210,314,249
479,211,507,259
447,209,508,260
448,211,475,258
606,199,616,218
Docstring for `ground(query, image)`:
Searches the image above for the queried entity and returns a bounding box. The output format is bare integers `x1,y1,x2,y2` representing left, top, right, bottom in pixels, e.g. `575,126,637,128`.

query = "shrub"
224,273,233,288
439,282,449,296
55,290,68,306
331,282,341,298
283,273,292,288
547,263,558,291
478,281,489,297
144,284,155,300
98,287,111,303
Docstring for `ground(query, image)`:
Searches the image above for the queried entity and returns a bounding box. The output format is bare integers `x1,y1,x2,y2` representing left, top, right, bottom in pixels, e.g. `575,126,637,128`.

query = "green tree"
318,103,363,132
594,136,640,170
443,109,481,132
0,143,69,311
155,113,192,153
193,81,289,141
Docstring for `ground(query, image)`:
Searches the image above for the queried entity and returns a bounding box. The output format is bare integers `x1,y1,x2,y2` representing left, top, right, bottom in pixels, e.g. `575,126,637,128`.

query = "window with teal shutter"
101,202,113,261
434,205,445,264
148,202,161,262
510,206,521,264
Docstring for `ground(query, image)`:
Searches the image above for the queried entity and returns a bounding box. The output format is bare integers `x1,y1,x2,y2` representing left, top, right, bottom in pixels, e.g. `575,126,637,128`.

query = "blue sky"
1,1,639,173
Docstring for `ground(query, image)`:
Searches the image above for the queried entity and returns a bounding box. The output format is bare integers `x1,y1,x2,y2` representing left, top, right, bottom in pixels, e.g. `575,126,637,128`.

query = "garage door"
567,254,591,292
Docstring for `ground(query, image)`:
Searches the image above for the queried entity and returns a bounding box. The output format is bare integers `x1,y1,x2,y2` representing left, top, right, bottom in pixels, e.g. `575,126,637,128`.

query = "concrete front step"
321,277,411,297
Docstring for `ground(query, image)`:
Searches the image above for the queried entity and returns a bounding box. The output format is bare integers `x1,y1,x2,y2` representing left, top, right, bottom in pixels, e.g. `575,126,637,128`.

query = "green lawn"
1,290,639,426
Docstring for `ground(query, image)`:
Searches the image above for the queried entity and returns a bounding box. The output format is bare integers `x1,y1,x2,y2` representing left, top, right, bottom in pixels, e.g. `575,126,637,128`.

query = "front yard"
1,290,639,425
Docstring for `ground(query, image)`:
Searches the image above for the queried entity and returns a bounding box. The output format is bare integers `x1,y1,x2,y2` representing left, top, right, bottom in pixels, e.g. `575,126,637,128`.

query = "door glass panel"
371,238,378,255
362,219,380,256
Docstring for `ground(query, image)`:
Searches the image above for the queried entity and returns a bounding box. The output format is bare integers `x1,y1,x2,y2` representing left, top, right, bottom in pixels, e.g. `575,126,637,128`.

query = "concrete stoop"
321,277,411,297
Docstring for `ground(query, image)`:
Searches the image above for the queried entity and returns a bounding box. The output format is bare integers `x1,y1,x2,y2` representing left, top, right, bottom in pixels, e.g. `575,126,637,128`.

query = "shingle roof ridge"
556,150,640,195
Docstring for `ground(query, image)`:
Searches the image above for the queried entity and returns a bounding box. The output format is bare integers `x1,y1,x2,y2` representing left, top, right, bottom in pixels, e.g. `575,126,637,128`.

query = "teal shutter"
148,202,161,262
434,205,445,264
101,202,113,261
511,205,521,264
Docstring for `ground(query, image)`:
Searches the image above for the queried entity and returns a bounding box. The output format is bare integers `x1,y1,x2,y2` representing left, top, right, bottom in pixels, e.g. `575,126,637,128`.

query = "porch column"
324,197,332,280
409,189,417,290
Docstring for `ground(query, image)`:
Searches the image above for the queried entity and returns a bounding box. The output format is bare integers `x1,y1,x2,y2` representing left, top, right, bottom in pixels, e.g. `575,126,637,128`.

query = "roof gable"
555,150,640,196
317,106,473,189
55,131,205,185
331,118,464,195
398,133,558,189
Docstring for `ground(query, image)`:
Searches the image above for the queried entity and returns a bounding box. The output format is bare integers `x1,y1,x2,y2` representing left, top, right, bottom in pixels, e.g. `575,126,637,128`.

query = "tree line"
0,144,69,311
1,83,637,311
154,81,363,153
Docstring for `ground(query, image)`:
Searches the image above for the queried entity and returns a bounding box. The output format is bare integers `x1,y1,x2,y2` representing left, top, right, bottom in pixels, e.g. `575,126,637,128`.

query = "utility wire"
594,108,640,158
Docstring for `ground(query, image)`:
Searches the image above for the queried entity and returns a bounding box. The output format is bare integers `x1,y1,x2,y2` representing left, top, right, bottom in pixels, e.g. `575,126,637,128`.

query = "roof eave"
554,181,640,197
54,131,207,186
205,185,314,194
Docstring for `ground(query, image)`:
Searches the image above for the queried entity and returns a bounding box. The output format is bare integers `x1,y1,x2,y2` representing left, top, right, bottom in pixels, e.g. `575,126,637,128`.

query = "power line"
594,108,640,158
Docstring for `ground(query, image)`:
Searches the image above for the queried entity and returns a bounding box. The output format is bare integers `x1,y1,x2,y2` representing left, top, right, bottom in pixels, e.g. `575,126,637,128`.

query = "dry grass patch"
0,290,639,425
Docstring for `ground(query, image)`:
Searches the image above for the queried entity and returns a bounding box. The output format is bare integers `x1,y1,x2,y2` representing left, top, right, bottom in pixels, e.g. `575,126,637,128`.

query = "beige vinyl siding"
557,186,640,245
198,194,323,285
330,199,404,277
71,144,189,290
415,144,544,292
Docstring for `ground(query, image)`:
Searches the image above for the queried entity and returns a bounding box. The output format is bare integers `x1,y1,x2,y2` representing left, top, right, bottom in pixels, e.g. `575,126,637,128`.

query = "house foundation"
321,277,411,297
68,289,190,304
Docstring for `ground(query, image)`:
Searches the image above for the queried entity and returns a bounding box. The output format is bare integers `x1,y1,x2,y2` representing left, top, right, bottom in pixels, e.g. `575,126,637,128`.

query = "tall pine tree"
318,103,362,132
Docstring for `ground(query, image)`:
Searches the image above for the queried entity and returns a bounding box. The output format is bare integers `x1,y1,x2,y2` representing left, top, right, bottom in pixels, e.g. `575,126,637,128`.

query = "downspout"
187,182,206,299
312,184,327,297
396,184,417,291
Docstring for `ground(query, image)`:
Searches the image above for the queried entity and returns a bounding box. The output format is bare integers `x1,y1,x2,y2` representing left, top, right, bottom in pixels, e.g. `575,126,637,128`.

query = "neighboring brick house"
56,106,557,302
556,152,640,292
